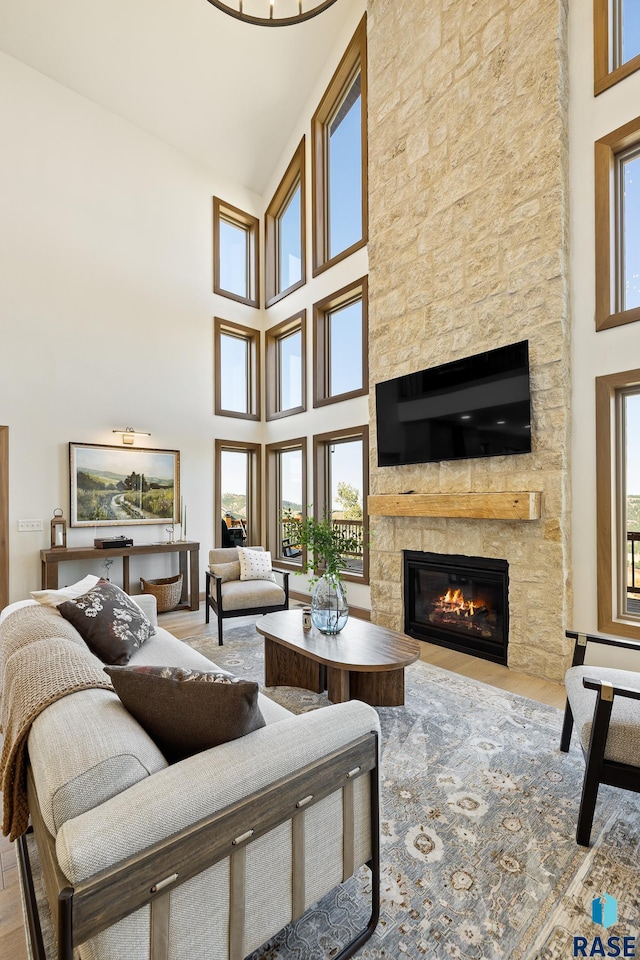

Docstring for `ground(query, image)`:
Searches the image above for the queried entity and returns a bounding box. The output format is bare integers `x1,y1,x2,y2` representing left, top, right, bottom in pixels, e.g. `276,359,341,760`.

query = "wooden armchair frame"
18,732,380,960
205,567,290,646
561,629,640,845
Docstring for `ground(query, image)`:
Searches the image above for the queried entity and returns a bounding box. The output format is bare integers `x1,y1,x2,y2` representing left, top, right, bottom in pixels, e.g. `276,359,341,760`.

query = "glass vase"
311,573,349,634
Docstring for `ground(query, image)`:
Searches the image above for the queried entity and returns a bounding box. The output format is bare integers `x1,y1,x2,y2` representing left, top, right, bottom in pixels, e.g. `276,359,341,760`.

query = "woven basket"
139,574,183,613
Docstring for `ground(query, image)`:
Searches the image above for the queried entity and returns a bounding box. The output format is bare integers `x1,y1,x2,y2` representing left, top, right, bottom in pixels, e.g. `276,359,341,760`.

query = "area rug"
188,621,640,958
24,618,640,959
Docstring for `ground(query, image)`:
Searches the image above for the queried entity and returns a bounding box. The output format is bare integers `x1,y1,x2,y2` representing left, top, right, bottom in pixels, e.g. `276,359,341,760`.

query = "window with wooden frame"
214,318,261,420
595,116,640,331
265,311,306,420
313,277,368,407
215,439,261,548
313,425,369,584
213,197,260,307
266,438,307,569
594,0,640,95
311,15,367,276
265,138,306,306
596,369,640,640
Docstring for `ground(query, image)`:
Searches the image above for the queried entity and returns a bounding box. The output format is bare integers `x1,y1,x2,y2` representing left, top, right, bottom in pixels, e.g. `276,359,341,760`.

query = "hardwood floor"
0,603,566,958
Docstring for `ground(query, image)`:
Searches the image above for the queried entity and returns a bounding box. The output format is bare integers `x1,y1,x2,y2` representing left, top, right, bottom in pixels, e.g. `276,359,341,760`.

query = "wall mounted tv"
376,340,531,466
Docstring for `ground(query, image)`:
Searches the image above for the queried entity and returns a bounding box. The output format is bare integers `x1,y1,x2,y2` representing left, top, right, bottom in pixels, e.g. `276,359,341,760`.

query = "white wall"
0,51,262,600
569,9,640,633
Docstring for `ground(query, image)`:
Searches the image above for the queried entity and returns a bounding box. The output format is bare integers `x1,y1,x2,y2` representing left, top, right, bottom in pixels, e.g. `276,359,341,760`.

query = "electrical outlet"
18,519,43,532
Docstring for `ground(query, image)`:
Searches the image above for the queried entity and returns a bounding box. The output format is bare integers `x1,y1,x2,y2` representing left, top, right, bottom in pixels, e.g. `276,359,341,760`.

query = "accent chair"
560,629,640,845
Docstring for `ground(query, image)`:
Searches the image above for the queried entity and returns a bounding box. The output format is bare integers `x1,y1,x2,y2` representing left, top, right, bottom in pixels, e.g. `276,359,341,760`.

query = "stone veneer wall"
366,0,572,681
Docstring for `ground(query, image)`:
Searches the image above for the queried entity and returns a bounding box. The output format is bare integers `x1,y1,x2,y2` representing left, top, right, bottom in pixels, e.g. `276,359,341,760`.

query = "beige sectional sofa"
0,595,380,960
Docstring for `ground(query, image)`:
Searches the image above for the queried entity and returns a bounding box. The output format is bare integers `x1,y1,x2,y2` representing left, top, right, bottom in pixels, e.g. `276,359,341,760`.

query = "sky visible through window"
328,76,362,259
220,334,248,413
279,330,302,410
329,299,362,396
219,219,247,298
279,183,302,292
623,150,640,310
221,451,247,519
280,449,303,510
627,392,640,498
622,1,640,63
330,440,363,514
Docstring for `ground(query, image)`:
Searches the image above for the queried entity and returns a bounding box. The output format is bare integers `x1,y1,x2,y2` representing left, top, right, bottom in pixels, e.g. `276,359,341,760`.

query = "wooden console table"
40,541,200,611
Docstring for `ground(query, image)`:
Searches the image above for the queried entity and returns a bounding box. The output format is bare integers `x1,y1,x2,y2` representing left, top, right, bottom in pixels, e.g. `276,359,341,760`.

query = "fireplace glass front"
404,551,509,664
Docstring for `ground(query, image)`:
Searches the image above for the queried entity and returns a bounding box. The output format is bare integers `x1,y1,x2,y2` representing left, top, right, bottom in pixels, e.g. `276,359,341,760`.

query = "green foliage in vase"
282,510,364,582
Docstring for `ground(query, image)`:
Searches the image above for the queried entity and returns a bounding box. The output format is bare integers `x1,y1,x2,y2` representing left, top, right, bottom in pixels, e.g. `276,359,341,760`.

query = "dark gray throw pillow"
104,665,266,763
58,578,154,665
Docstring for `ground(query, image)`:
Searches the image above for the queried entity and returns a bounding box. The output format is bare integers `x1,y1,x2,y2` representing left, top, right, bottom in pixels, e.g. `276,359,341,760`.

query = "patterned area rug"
187,620,640,958
24,617,640,959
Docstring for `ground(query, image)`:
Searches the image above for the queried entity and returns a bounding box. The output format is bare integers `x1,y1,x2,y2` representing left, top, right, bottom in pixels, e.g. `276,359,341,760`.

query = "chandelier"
205,0,340,27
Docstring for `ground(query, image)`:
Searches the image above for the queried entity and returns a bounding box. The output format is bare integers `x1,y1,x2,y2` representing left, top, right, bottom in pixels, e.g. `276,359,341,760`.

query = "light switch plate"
18,519,43,532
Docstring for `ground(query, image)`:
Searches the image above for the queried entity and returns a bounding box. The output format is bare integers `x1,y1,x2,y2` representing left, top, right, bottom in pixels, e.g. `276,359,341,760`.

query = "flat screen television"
376,341,531,466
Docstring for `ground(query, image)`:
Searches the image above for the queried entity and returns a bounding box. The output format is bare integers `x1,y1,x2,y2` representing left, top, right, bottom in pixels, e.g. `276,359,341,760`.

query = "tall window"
266,311,306,420
595,117,640,330
313,425,369,583
619,145,640,313
215,440,261,547
265,139,305,306
594,0,640,94
620,388,640,618
214,318,260,420
312,16,367,275
213,197,259,307
596,369,640,639
266,438,307,567
314,278,368,406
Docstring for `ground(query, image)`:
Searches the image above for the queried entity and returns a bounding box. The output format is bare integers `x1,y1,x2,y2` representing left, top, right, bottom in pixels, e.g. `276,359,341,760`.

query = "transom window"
595,117,640,330
311,16,367,275
313,278,368,407
594,0,640,94
213,197,259,307
313,425,369,583
214,318,260,420
266,311,306,420
265,138,305,306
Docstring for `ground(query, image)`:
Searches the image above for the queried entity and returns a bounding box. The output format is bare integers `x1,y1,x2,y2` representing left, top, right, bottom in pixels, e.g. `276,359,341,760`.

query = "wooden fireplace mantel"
367,492,542,521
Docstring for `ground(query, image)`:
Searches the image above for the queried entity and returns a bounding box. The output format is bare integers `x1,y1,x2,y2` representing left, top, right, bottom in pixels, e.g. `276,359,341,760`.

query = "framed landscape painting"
69,443,180,527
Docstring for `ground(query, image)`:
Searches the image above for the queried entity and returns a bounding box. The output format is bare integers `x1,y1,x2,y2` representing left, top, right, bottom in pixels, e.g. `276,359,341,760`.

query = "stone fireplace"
404,551,509,664
366,0,572,682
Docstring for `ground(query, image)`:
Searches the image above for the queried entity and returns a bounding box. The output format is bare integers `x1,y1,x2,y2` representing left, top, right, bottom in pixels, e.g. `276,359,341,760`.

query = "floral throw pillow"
58,579,154,665
236,546,275,582
104,665,265,763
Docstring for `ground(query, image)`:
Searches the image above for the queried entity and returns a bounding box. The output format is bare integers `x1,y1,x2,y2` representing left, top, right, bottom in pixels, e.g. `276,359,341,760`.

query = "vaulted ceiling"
0,0,361,195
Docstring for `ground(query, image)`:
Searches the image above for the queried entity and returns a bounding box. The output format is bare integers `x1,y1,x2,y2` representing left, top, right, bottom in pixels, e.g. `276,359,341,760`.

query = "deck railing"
628,531,640,595
280,518,364,559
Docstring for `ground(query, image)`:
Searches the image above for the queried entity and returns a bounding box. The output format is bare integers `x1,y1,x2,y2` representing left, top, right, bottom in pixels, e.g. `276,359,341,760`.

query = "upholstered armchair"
205,546,290,646
560,629,640,845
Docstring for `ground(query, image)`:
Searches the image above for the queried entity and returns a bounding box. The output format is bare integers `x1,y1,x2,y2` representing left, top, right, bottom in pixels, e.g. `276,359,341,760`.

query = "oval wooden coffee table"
256,609,421,707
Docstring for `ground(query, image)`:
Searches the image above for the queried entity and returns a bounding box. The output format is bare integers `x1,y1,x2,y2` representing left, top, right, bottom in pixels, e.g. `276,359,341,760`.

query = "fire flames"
440,587,482,617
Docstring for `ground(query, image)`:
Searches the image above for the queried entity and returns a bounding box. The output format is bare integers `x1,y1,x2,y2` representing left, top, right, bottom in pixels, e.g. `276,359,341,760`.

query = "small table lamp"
51,508,67,548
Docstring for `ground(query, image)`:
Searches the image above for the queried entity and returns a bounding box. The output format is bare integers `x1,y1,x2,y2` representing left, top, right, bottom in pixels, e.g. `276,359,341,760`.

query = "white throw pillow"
30,574,101,608
236,547,276,582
